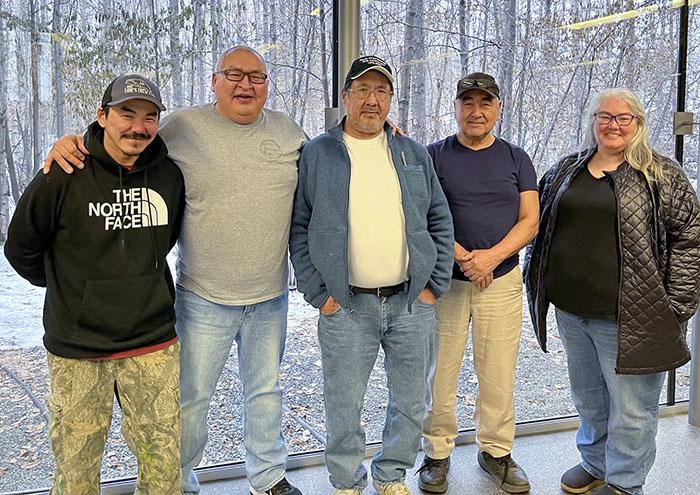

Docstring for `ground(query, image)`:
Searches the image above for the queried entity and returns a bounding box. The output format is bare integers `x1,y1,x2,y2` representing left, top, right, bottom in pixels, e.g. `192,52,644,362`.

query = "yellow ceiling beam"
560,0,699,30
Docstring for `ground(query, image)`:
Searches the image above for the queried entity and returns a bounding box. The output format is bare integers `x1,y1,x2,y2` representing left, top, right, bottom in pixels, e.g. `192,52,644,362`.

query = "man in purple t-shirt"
418,73,539,494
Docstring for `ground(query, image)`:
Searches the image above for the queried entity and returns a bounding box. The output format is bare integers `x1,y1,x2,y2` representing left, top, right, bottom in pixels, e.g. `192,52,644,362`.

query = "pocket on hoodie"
76,273,175,341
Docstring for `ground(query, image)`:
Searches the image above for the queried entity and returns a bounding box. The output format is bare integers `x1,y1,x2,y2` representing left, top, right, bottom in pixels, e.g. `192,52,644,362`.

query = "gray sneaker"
477,451,530,493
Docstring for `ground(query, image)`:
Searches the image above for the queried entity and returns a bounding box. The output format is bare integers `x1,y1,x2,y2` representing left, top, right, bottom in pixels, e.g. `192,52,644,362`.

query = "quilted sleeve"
660,163,700,322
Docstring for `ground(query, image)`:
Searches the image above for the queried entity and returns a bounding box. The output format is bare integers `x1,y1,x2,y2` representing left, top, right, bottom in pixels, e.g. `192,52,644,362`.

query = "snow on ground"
0,252,45,350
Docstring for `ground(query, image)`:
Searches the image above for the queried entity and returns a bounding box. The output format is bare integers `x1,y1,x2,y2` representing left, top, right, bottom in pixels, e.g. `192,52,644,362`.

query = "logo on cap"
123,78,157,98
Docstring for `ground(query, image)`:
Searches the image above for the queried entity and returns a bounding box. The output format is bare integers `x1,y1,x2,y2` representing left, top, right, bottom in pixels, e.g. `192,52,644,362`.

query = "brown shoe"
477,451,530,493
561,464,605,494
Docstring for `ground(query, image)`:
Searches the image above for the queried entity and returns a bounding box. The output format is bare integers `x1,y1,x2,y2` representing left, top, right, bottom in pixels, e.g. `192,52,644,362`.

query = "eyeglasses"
347,86,393,102
594,112,636,127
215,69,268,84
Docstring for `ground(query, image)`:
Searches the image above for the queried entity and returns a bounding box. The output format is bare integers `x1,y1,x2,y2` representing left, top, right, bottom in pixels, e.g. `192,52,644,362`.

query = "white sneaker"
372,479,412,495
333,489,363,495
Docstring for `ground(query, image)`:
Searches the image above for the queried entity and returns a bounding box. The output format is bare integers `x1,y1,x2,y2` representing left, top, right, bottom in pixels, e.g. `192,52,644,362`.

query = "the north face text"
88,188,168,230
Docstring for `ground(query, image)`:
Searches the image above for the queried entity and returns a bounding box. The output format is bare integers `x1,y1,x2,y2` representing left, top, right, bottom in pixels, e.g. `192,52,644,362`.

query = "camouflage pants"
47,343,182,495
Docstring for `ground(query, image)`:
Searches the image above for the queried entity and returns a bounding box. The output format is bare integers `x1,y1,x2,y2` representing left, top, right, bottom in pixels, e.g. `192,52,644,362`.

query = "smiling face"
97,99,159,166
342,70,392,139
212,47,269,124
455,89,500,143
594,97,639,156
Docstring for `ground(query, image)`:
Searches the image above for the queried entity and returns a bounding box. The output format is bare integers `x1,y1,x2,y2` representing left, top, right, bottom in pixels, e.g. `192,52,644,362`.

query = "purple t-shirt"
428,135,537,280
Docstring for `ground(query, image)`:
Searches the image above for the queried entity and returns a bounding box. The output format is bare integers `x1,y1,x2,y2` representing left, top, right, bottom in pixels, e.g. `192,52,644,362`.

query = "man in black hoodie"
4,74,185,494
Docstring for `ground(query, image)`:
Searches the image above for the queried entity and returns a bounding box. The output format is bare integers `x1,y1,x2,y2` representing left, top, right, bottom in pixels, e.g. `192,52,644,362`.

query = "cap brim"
107,95,166,112
350,66,394,84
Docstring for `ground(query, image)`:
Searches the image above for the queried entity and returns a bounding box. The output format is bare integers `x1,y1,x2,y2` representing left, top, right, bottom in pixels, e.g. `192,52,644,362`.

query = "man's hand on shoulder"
43,135,89,174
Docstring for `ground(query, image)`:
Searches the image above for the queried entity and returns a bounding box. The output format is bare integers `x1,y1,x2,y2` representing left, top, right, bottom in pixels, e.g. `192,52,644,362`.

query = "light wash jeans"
318,290,436,491
176,287,288,494
555,308,665,495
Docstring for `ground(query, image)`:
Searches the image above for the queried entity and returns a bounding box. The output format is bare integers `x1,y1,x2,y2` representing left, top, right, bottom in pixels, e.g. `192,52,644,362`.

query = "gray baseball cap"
101,74,166,111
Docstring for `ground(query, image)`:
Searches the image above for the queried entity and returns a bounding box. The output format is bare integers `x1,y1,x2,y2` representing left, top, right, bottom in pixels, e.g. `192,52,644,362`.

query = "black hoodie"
4,121,185,358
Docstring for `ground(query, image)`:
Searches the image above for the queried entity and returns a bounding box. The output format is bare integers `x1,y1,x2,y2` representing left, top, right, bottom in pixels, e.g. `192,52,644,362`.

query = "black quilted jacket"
524,148,700,374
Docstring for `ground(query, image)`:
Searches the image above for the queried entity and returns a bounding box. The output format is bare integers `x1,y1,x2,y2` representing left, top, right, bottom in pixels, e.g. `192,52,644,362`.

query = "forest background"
0,0,699,240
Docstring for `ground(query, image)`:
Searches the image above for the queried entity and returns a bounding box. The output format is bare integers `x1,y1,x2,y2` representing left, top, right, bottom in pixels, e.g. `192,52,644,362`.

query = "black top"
546,166,619,320
4,122,185,358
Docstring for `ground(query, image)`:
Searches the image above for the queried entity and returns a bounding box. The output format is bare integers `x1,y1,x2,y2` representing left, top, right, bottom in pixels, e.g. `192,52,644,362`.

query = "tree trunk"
268,0,278,108
318,1,330,108
499,0,516,141
148,0,162,87
210,0,219,70
0,17,9,239
289,0,301,121
458,0,471,75
399,0,425,137
30,0,42,172
515,0,531,145
52,0,65,138
170,0,183,108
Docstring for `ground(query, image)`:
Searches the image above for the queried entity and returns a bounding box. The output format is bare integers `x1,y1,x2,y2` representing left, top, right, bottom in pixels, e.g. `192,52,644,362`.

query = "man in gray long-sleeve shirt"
44,46,305,495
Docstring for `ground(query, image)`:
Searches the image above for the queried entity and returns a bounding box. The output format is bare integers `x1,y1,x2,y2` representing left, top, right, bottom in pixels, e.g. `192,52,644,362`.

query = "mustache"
122,132,151,140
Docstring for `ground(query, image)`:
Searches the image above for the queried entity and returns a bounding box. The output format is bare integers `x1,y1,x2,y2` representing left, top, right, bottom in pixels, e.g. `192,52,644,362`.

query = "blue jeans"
176,287,288,493
555,308,665,495
318,290,436,490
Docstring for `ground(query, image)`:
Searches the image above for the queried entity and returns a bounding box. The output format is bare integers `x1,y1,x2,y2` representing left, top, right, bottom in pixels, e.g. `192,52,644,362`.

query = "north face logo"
88,188,168,230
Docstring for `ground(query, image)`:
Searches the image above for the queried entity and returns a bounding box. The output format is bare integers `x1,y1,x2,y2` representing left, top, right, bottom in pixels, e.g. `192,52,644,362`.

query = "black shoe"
250,478,302,495
477,451,530,494
416,455,450,493
561,464,605,494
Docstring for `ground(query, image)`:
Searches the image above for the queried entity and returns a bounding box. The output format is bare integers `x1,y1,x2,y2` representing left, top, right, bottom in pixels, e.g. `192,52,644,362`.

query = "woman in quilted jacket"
524,88,700,495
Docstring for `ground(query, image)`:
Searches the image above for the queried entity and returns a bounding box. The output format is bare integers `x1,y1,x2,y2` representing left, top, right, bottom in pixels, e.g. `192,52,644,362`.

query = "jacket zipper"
606,170,623,374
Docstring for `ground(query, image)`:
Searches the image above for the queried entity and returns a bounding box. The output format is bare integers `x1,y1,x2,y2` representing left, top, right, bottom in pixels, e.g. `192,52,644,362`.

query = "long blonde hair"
581,88,664,182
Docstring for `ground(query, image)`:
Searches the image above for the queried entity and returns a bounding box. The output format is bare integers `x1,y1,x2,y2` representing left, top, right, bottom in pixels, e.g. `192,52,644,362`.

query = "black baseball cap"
101,74,166,112
456,72,500,100
344,56,394,86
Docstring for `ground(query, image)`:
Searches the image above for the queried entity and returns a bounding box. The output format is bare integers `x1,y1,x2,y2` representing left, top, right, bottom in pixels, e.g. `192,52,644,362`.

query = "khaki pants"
422,267,523,459
47,343,182,495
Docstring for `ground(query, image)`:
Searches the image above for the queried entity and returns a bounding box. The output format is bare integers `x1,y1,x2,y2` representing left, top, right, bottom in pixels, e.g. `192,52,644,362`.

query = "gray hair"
581,88,663,182
215,46,267,72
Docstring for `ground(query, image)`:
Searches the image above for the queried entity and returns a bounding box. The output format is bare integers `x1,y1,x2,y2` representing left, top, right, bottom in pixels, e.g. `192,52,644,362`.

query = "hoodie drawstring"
144,172,160,271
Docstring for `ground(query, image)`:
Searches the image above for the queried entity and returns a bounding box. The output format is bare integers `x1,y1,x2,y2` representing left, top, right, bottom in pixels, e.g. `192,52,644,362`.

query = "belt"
350,281,407,298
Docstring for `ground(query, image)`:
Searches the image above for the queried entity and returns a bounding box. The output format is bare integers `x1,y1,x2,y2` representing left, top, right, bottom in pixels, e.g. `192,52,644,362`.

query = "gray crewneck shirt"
159,103,306,305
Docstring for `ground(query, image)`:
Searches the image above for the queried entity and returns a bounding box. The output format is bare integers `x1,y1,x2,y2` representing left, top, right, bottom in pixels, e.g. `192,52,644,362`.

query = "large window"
0,0,697,492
